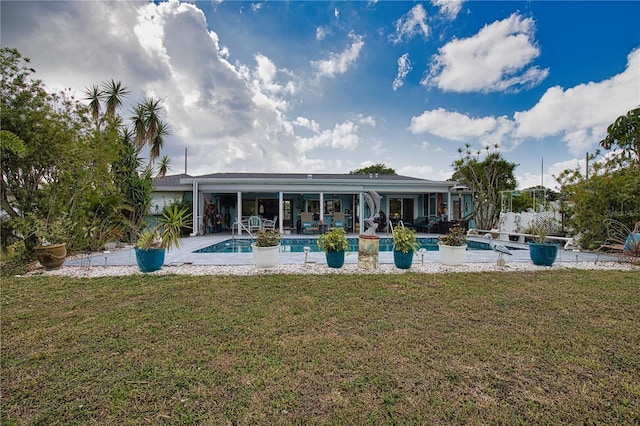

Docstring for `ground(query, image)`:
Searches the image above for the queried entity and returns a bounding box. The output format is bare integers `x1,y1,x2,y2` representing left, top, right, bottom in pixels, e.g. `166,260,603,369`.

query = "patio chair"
300,212,319,234
263,215,277,230
415,217,439,233
596,219,640,263
332,212,345,229
247,215,262,233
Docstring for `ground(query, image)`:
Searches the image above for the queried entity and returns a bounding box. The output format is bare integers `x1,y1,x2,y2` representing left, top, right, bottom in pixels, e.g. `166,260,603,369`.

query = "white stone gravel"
23,261,637,278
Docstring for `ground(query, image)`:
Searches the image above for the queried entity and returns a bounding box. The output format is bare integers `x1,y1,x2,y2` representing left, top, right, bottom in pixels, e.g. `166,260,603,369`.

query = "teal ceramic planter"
325,250,346,268
134,247,166,273
393,250,414,269
528,242,558,266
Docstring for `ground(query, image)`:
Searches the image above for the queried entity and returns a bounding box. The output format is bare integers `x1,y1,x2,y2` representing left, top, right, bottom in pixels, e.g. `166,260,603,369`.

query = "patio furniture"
405,216,424,229
263,215,277,230
247,215,262,233
596,219,640,263
301,212,319,234
332,212,345,229
413,217,439,233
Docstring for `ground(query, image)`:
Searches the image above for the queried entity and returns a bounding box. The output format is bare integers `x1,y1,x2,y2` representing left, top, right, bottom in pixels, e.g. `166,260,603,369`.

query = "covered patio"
153,173,474,237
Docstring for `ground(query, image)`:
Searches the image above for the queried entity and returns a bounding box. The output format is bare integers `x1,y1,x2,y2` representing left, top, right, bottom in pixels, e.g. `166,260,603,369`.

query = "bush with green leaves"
439,225,469,246
254,229,283,247
392,226,419,253
317,228,350,253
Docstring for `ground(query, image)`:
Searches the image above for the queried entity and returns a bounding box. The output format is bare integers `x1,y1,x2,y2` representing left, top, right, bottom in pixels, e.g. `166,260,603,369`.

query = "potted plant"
438,224,468,266
526,215,560,266
392,225,419,269
134,204,192,272
252,228,282,268
32,215,70,270
317,227,350,268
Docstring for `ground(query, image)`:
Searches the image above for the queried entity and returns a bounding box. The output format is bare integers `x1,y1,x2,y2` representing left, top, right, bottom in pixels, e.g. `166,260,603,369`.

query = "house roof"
153,172,457,194
152,174,192,187
190,172,427,181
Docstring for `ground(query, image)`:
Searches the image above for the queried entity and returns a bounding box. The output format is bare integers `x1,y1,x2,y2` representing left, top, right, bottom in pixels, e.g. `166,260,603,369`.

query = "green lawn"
2,270,639,425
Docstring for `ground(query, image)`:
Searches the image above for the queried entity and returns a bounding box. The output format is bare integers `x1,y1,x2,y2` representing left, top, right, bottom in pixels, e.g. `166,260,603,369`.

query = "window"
324,199,341,214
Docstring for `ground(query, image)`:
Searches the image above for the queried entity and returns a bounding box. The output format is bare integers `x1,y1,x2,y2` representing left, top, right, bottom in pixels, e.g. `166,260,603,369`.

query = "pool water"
193,237,494,254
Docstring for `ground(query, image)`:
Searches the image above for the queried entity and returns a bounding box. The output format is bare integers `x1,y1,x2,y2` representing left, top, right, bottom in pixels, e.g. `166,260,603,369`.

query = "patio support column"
236,191,242,234
320,192,324,222
359,192,364,234
447,191,452,220
278,192,284,232
190,180,199,236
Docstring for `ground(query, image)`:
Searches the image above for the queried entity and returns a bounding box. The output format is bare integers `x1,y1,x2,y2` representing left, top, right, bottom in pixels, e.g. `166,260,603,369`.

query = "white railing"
232,221,253,239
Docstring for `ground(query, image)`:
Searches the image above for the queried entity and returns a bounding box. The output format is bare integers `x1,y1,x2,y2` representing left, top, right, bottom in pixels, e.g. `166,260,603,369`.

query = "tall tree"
599,106,640,169
557,108,640,249
452,144,517,230
349,163,396,175
1,47,121,254
83,82,169,239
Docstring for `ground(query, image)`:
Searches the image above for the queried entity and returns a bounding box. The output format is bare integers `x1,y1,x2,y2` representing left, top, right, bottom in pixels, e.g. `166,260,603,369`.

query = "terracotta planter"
252,244,280,268
34,243,67,270
438,243,467,266
358,235,380,270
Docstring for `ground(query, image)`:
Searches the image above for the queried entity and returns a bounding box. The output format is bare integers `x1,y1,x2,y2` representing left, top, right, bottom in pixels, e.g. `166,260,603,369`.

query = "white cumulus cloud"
316,26,328,41
409,108,500,141
423,13,548,93
514,48,640,155
296,121,361,152
390,4,430,44
293,117,321,133
393,53,412,91
312,32,365,78
431,0,465,20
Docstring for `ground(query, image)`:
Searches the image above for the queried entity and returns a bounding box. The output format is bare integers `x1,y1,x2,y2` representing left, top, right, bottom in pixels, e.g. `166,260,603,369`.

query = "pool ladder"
388,220,404,237
231,221,254,239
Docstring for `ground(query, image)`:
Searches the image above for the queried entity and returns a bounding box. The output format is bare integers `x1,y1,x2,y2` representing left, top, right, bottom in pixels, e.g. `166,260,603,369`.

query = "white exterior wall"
150,192,183,215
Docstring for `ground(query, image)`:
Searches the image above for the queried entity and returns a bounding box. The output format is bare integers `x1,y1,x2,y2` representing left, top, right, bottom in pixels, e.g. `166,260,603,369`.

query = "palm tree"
130,97,170,162
142,97,162,144
102,79,130,119
83,84,102,130
157,155,170,178
130,103,148,151
150,121,169,162
129,103,147,151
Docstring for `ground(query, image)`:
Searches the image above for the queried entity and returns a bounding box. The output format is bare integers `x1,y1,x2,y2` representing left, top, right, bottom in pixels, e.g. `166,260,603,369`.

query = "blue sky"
1,1,638,189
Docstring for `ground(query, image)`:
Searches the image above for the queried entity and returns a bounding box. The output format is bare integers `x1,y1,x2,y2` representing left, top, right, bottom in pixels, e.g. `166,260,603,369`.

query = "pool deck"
64,231,607,268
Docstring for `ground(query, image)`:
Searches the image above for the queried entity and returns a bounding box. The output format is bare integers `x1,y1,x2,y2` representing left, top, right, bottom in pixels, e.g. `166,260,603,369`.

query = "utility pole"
585,152,589,179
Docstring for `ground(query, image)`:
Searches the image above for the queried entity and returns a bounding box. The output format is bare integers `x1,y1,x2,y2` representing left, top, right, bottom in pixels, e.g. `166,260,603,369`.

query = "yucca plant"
135,204,191,251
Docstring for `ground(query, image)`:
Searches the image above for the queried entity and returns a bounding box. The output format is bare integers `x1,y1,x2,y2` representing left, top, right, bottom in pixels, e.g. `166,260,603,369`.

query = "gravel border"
21,261,637,278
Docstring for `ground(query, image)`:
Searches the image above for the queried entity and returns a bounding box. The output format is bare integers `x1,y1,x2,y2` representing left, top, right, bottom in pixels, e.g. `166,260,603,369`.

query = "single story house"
151,173,473,235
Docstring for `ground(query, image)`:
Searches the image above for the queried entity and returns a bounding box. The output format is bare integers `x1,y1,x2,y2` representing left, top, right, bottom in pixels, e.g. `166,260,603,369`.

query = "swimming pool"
193,237,495,254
